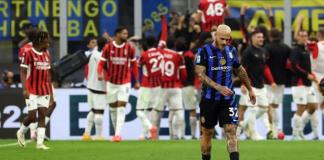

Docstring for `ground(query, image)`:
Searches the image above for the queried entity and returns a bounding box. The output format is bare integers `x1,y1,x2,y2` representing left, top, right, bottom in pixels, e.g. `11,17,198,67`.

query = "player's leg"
270,85,284,139
106,82,118,135
237,89,249,138
83,91,95,140
36,95,50,150
26,98,37,141
200,99,217,160
183,86,198,139
151,88,166,137
291,86,308,140
169,89,185,139
93,93,106,140
224,124,239,160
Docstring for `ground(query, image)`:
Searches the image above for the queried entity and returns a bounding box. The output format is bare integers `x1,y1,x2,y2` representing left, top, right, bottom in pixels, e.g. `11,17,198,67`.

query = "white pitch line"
0,140,32,148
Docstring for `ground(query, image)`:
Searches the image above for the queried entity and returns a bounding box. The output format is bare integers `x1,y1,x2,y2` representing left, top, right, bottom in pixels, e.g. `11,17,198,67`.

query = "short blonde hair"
216,24,231,34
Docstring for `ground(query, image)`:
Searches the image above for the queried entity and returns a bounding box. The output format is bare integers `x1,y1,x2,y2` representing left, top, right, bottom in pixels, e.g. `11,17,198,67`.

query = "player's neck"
33,46,43,52
213,41,224,50
114,39,124,45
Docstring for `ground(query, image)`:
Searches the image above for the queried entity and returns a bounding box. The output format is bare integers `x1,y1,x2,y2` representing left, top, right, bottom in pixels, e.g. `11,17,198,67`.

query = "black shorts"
199,98,238,128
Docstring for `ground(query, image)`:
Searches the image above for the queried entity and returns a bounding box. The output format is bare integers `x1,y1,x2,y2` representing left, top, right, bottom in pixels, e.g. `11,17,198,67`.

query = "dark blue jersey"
195,43,241,101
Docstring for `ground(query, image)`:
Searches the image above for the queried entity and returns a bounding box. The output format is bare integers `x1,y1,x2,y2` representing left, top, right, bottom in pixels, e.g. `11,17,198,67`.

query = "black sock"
202,154,210,160
230,152,239,160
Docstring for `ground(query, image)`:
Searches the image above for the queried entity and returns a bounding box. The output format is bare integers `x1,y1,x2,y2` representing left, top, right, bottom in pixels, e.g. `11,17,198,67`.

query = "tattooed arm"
234,65,256,104
195,65,233,96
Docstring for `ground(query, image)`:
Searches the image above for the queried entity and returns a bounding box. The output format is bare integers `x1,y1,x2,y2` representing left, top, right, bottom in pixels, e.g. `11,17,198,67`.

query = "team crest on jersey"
220,57,226,65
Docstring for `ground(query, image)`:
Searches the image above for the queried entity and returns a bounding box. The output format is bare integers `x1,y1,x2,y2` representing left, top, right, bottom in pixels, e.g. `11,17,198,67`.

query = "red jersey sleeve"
20,51,31,69
98,44,109,75
130,45,139,81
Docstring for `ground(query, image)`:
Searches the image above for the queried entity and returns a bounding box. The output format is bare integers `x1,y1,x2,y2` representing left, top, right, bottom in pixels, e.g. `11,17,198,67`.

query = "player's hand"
98,75,104,81
307,74,317,82
240,85,247,94
271,83,277,90
23,89,29,99
240,4,248,14
248,89,256,105
216,86,233,96
134,81,140,90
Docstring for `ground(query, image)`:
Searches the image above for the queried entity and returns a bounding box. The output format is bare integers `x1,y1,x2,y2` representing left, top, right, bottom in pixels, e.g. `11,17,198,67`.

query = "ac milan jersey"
140,48,163,87
20,48,52,95
311,41,324,79
160,49,186,88
101,41,136,84
199,0,227,32
19,42,32,62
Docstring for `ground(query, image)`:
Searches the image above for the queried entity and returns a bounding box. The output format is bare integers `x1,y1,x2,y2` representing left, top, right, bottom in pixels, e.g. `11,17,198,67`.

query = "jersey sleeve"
195,47,207,66
129,45,137,62
100,44,109,61
20,51,30,68
231,47,241,68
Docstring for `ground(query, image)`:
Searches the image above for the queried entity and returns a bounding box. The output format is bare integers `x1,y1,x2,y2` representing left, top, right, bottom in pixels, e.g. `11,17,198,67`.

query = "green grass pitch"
1,140,324,160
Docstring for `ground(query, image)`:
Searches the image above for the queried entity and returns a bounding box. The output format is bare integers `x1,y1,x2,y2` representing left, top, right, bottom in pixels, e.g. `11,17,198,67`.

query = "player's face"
118,29,128,42
215,31,231,49
87,39,97,49
298,31,308,44
40,38,50,50
252,33,264,47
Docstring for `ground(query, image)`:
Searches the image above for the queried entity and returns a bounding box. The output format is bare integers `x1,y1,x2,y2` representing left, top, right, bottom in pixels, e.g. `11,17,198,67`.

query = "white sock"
189,116,197,138
174,110,185,138
109,108,117,131
247,107,258,139
301,111,311,129
310,113,319,138
45,117,50,126
115,107,126,136
136,110,152,131
292,114,302,135
84,111,94,135
37,127,45,145
94,114,103,137
29,123,37,136
19,124,29,134
271,108,279,137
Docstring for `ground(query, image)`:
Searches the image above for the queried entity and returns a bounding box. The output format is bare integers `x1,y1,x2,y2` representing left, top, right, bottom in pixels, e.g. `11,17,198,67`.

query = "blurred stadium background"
0,0,324,159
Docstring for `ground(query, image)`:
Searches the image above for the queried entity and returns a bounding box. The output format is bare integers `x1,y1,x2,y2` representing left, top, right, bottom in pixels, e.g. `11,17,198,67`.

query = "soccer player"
175,37,199,139
290,16,318,140
152,37,187,140
83,37,108,141
98,26,139,142
197,0,229,32
240,30,276,140
195,24,256,160
263,29,291,139
136,35,160,140
17,31,52,150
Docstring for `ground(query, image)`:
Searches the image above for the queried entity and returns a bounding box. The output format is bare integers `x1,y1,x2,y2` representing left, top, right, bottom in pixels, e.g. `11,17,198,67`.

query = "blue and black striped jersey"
195,43,241,101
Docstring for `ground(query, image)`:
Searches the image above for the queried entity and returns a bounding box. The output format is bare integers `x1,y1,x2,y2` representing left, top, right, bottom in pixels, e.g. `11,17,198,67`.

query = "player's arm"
20,53,29,99
234,66,256,104
240,5,249,43
294,15,304,41
290,47,316,82
97,45,108,80
130,47,140,89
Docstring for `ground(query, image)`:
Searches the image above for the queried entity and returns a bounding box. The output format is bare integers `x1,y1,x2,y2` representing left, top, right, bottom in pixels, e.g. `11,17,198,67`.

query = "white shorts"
292,86,317,105
265,85,285,105
88,91,107,110
156,88,183,111
136,87,162,110
28,94,50,111
312,82,324,103
239,87,268,107
106,82,131,104
182,86,198,110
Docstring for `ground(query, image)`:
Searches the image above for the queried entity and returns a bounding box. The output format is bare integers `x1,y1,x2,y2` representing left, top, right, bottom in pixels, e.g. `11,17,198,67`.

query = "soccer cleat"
191,136,198,140
111,135,122,142
94,136,105,141
36,144,50,150
266,131,273,140
149,125,158,140
82,134,92,141
17,130,26,148
44,135,50,141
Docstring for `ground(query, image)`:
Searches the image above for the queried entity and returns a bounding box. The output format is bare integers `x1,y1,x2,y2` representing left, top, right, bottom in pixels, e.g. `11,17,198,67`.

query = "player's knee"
224,125,236,135
202,128,214,137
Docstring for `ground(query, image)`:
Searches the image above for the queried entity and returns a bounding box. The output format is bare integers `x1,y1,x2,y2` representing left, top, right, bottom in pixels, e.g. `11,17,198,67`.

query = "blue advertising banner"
0,0,118,41
142,0,170,37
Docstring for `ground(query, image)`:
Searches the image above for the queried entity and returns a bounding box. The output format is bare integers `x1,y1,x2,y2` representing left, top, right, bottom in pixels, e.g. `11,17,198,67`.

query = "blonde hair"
216,24,231,34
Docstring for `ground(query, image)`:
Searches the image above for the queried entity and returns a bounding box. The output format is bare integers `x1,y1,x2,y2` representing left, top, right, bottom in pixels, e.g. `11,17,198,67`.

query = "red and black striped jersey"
160,48,186,88
19,42,32,62
20,48,52,95
99,41,138,84
139,48,163,87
